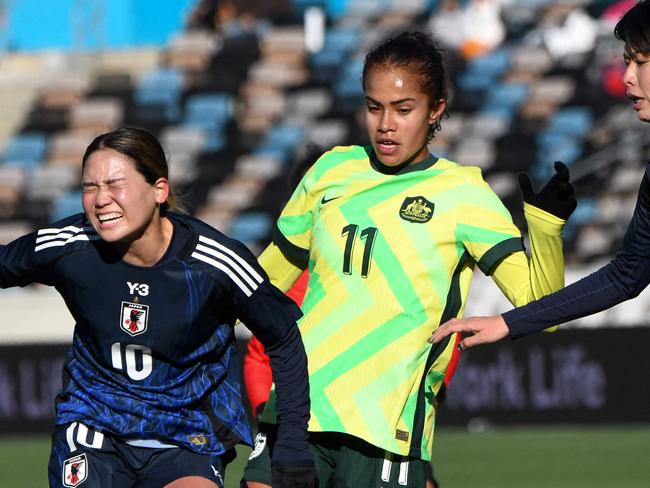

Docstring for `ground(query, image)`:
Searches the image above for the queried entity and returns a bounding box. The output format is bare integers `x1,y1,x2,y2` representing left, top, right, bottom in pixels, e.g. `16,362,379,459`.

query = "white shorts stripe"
198,235,263,283
398,459,409,485
191,251,254,296
381,455,392,482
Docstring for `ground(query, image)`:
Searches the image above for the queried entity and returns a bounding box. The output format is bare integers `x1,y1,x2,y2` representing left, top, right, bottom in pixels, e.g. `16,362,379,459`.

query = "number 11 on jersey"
341,224,378,278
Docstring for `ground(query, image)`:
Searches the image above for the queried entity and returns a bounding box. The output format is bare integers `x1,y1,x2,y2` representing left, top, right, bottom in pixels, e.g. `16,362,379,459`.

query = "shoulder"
312,145,369,170
170,212,248,251
434,158,486,184
33,213,100,254
174,213,264,293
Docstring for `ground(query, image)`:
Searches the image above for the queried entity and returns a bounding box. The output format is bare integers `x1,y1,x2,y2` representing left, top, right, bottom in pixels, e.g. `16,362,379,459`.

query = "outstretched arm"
433,165,650,348
431,162,576,348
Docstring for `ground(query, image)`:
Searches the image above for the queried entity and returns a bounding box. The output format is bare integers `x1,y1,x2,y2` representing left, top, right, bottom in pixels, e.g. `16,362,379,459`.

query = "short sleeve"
272,166,320,267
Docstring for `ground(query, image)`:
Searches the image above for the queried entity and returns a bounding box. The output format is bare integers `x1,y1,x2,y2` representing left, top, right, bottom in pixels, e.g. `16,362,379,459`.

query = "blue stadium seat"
182,93,232,151
563,197,597,240
458,49,513,96
255,123,306,164
134,68,184,121
229,211,272,244
50,191,83,222
2,132,48,168
483,82,529,112
547,107,593,138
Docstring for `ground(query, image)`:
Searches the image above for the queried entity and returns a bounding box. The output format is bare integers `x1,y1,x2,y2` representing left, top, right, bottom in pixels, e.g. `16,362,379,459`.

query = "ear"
429,99,447,124
153,177,170,205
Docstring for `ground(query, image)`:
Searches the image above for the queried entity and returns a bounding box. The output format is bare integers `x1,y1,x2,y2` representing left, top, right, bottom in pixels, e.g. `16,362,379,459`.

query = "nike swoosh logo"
321,196,341,205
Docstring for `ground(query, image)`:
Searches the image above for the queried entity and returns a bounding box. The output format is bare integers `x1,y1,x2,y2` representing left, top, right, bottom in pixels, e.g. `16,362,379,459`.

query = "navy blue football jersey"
0,212,309,457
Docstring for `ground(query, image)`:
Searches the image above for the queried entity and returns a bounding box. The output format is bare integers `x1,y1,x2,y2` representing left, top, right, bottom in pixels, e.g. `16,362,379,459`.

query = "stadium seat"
24,165,78,201
50,191,83,222
181,93,233,151
134,68,184,121
229,211,273,244
1,133,48,168
547,107,594,138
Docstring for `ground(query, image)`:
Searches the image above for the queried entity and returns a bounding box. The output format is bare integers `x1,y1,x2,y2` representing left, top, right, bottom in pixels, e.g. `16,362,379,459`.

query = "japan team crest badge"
120,301,149,336
63,453,88,487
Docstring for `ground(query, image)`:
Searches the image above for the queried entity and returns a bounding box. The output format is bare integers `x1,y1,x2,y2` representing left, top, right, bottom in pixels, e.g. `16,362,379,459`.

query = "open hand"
428,315,510,350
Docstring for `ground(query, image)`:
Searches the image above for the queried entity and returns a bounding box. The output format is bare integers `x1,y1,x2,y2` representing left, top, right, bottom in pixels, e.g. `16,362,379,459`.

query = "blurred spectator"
187,0,222,32
428,0,506,59
542,8,597,60
598,0,637,98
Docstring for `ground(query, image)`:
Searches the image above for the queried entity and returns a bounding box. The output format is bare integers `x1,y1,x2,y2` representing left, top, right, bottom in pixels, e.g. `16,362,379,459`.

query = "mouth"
97,212,124,225
376,140,399,154
628,94,644,108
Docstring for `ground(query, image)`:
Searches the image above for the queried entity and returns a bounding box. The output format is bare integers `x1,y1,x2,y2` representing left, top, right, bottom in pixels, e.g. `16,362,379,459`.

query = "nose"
94,186,112,207
624,61,637,87
379,110,395,132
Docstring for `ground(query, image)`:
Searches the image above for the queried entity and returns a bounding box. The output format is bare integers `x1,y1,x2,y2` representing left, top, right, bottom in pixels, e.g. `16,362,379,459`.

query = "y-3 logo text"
127,282,150,296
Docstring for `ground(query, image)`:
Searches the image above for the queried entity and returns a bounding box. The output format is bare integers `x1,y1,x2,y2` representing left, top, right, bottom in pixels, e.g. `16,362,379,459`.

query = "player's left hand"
428,315,510,349
272,465,318,487
519,161,577,220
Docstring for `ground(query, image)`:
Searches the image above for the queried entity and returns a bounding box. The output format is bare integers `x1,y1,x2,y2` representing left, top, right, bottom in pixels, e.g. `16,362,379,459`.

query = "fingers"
517,172,534,200
428,319,458,344
553,160,569,180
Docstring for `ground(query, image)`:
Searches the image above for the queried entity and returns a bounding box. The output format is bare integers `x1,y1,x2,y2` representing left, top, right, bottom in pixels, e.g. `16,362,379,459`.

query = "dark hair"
615,0,650,55
82,127,185,214
362,31,449,140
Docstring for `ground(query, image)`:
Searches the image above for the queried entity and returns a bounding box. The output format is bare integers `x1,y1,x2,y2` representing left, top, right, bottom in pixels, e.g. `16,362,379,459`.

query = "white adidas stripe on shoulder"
35,225,100,252
191,234,264,297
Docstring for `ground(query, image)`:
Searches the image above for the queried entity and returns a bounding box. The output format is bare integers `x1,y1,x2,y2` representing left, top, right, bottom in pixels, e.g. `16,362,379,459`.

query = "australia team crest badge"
63,453,88,487
399,196,434,223
120,301,149,336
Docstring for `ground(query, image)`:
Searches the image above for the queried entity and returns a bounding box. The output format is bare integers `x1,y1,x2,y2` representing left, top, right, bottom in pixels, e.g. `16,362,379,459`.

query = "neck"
119,215,173,266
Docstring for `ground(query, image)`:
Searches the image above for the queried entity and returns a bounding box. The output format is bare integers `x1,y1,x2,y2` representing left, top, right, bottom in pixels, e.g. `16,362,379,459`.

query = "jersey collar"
367,147,439,175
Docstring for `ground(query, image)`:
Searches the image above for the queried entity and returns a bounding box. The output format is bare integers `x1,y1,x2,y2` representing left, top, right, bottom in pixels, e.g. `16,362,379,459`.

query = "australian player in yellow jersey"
242,31,576,488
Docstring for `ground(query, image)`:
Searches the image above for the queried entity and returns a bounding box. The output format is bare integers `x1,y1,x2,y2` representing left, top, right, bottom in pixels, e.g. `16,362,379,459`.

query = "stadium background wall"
1,328,649,435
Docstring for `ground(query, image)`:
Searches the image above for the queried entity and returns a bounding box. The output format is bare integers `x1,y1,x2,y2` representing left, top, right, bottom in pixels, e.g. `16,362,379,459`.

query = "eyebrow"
365,95,416,105
82,177,126,186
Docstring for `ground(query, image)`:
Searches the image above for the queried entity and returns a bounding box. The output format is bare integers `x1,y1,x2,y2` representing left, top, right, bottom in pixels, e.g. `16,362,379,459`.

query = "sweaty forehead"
366,65,427,92
82,149,134,180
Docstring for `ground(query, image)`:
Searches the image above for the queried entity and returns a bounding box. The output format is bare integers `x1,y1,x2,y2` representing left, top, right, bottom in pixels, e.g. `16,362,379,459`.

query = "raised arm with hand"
430,161,576,348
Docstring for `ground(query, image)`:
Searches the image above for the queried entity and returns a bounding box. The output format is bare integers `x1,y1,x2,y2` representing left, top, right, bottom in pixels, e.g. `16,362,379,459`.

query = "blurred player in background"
0,127,316,488
431,0,650,354
242,31,576,488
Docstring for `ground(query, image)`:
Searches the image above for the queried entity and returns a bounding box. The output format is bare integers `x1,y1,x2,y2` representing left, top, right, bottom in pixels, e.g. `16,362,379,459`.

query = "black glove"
518,161,577,220
272,465,319,488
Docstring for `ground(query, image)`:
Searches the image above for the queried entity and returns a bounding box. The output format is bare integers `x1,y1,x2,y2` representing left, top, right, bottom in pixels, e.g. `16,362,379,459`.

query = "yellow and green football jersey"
267,145,524,460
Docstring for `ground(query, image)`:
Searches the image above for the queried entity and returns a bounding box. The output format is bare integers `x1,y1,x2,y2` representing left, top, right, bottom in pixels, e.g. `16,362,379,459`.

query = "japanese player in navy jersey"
0,127,316,488
432,2,650,350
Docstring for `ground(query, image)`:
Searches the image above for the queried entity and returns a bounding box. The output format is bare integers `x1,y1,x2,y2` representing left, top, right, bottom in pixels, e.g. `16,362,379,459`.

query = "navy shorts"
48,422,231,487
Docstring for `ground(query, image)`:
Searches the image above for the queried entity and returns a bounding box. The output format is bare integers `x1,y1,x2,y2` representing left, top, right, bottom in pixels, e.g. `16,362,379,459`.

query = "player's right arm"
0,226,63,288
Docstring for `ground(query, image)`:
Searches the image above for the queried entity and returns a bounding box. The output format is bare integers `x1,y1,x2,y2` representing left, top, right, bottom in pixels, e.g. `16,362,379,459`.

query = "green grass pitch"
1,426,648,487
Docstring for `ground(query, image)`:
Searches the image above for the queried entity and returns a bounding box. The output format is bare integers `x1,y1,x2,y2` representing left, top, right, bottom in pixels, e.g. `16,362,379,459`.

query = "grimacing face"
364,65,446,167
81,148,169,248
